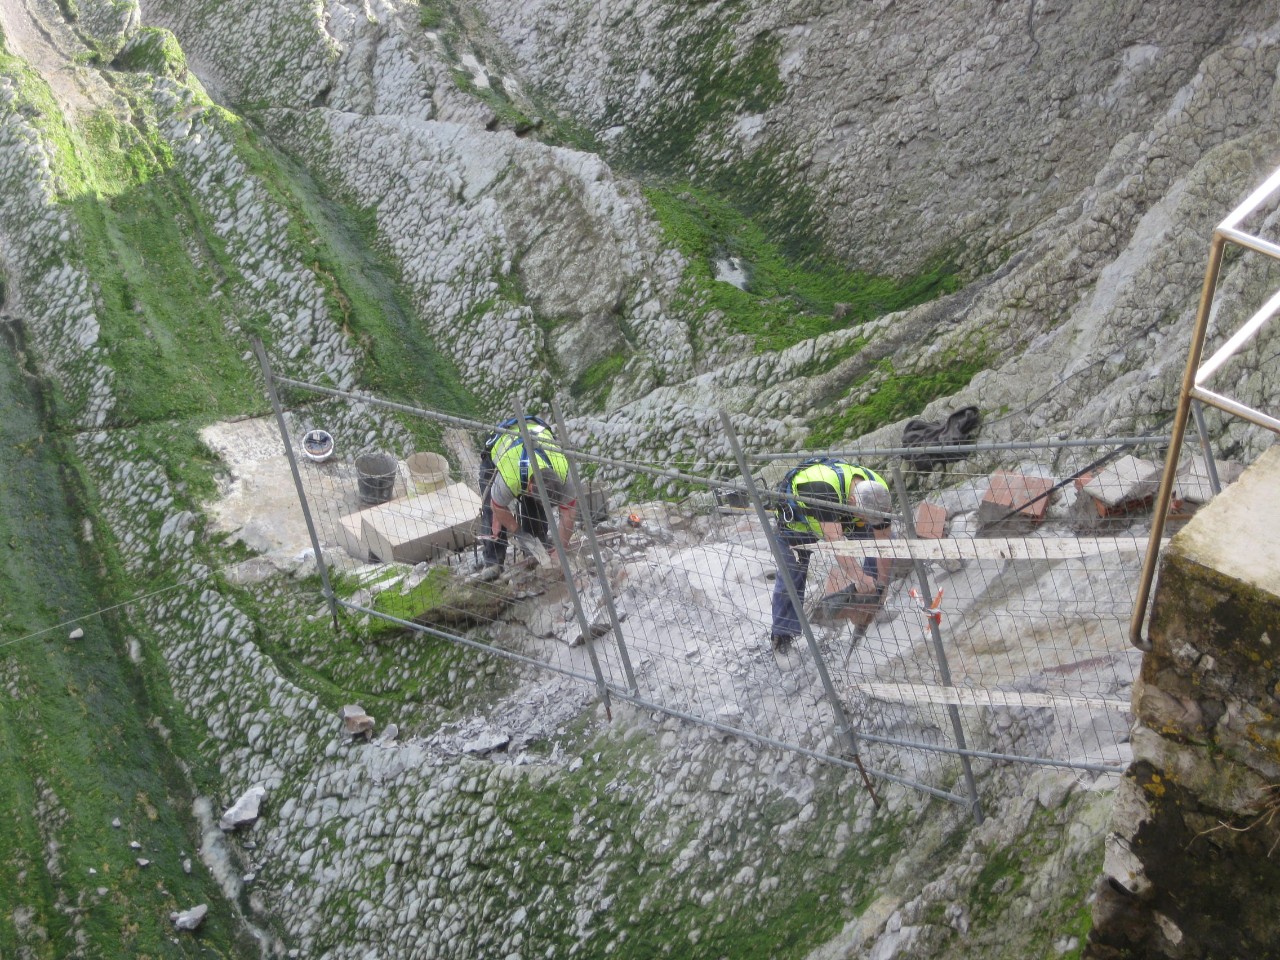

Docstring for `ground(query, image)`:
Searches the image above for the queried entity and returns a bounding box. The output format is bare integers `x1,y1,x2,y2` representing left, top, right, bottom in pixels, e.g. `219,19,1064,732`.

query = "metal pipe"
748,436,1170,462
275,373,1169,478
253,338,341,630
851,729,1126,774
892,464,985,823
1191,386,1280,433
1218,224,1280,261
1219,165,1280,230
273,375,493,433
1190,401,1222,497
1194,286,1280,385
551,397,638,694
720,409,881,807
515,402,613,717
1130,235,1227,650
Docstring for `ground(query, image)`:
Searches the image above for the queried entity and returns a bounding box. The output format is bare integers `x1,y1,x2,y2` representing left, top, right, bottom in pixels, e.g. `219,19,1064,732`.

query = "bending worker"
478,415,577,570
770,458,893,651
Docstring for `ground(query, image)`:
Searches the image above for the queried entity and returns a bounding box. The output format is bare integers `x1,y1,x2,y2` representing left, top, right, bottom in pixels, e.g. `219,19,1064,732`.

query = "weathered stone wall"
1087,446,1280,958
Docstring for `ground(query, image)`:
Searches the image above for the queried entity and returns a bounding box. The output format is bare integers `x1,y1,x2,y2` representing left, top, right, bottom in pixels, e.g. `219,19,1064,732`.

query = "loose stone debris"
171,904,208,931
218,785,267,831
341,703,375,738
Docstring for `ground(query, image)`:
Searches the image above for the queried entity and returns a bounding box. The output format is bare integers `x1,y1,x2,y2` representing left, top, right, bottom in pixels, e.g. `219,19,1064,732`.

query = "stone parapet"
1086,446,1280,958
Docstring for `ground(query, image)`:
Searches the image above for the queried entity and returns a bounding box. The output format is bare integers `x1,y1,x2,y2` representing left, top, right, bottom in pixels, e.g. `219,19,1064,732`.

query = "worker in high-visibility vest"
770,458,893,651
478,415,576,571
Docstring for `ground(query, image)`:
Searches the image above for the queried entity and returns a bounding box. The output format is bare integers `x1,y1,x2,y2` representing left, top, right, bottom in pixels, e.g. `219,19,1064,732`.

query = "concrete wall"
1086,445,1280,958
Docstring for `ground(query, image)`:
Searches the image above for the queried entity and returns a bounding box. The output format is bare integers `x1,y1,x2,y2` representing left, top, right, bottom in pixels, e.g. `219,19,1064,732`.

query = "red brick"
914,502,948,539
980,470,1054,522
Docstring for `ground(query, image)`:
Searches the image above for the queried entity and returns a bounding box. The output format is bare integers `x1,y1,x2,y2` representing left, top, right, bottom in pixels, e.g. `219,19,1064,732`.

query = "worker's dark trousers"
770,525,877,637
478,456,551,568
771,528,818,637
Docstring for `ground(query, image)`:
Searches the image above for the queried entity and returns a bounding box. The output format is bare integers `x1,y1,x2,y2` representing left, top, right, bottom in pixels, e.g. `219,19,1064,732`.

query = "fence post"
890,463,984,824
719,410,881,808
1190,400,1222,496
252,338,341,632
551,398,638,694
515,401,614,717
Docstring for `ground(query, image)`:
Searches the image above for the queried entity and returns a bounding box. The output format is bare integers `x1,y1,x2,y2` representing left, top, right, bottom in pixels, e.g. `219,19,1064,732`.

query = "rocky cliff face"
0,0,1277,956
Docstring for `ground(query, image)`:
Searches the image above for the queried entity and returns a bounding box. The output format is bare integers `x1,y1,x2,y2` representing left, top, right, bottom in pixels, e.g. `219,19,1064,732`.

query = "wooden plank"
823,535,1164,563
853,682,1131,712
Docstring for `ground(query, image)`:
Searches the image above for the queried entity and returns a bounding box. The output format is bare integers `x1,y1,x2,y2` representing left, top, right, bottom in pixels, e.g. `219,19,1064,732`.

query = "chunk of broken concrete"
219,785,267,831
171,904,208,931
1174,455,1245,504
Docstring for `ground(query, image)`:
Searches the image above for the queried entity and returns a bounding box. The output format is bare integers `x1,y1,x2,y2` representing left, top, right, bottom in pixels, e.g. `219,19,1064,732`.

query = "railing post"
252,337,341,632
515,401,613,717
551,398,638,694
891,464,984,824
719,410,881,807
1131,235,1227,650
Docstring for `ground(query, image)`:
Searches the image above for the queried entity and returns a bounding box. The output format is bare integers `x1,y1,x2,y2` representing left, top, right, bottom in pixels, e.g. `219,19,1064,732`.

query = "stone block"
977,471,1054,525
1090,448,1280,960
346,482,481,565
336,512,370,562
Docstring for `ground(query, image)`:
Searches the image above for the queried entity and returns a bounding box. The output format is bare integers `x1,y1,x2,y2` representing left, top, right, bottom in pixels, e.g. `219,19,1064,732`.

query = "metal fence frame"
253,342,1190,822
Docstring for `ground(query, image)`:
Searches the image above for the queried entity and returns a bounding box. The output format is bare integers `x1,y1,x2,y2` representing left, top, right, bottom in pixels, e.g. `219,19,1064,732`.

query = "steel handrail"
1130,168,1280,650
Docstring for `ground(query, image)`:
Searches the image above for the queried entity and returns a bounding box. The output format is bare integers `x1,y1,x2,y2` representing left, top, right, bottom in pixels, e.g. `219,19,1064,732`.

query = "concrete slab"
1170,446,1280,598
1081,454,1161,508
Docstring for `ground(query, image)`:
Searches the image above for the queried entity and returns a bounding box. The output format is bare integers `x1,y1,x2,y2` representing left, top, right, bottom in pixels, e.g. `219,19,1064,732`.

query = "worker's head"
854,479,891,519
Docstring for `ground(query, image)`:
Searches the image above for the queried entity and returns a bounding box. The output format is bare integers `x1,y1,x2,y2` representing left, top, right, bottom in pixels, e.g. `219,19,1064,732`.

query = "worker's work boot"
473,564,502,583
770,633,795,652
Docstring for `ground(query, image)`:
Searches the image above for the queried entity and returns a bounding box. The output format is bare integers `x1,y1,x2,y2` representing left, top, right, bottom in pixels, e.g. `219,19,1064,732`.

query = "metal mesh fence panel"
261,365,1226,814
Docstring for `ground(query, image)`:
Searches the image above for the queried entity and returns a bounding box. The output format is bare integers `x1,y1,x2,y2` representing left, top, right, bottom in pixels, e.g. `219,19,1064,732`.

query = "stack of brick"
1075,455,1163,518
977,470,1055,527
1074,454,1244,521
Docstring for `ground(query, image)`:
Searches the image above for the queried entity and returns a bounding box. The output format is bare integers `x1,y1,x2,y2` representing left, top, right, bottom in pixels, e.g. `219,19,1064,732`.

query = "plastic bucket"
355,452,397,505
406,452,449,494
301,429,334,463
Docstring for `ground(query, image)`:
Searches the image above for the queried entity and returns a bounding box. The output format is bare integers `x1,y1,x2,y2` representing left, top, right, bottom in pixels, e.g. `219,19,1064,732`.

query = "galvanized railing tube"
1131,234,1227,651
1190,401,1223,497
719,410,881,807
515,402,613,717
890,464,984,823
253,338,341,631
551,398,638,694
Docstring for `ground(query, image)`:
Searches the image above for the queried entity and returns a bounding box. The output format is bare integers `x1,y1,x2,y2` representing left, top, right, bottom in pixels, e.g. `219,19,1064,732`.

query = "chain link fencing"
258,354,1234,819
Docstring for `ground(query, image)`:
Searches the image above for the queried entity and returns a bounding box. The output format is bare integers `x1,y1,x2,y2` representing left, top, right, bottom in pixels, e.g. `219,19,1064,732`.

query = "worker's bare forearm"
558,502,577,549
492,502,517,536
